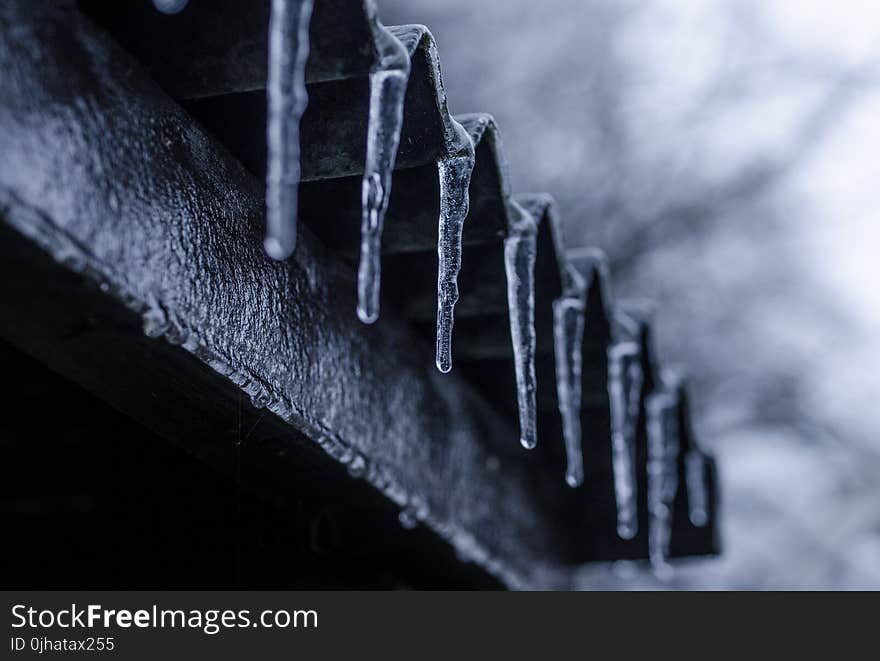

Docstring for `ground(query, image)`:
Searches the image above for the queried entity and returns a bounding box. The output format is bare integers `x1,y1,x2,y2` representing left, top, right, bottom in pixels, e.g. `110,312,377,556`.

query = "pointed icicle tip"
265,0,315,261
434,121,476,373
504,201,539,450
356,24,411,324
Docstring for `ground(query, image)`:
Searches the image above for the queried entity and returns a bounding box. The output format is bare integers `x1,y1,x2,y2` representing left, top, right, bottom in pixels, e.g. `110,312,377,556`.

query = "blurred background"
380,0,880,588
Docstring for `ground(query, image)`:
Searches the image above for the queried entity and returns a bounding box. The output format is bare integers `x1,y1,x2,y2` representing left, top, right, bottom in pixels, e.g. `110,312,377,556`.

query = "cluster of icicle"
263,0,478,370
262,1,518,438
565,251,709,564
260,2,710,556
645,372,712,573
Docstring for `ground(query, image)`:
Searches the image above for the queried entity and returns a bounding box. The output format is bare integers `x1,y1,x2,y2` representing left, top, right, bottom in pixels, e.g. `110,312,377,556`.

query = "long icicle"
356,23,411,324
504,202,539,450
646,391,680,573
435,121,475,373
265,0,314,261
553,295,586,485
608,341,642,538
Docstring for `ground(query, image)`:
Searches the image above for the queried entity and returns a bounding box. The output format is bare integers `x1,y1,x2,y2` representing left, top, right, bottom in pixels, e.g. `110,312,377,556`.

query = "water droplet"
142,308,169,339
398,507,418,530
347,453,367,478
57,248,84,272
164,321,187,346
250,390,271,409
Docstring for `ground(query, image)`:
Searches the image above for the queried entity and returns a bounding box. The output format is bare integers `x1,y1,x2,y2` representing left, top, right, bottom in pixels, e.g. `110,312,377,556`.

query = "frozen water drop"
164,321,187,346
435,121,475,373
554,295,586,486
504,202,538,449
143,319,165,339
142,306,169,339
250,390,271,409
347,453,367,479
57,248,84,272
356,26,410,325
265,0,314,260
398,506,418,530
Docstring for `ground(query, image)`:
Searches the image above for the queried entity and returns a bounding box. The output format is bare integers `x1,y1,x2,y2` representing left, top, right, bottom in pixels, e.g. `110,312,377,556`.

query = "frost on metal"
503,201,539,450
265,0,314,260
646,385,681,572
357,19,411,323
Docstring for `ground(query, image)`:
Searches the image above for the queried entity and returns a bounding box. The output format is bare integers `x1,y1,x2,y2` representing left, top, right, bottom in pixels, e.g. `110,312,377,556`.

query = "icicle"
435,121,475,373
356,25,411,324
553,295,586,485
646,392,680,572
504,203,539,450
152,0,189,14
265,0,314,261
686,451,709,527
607,341,643,538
